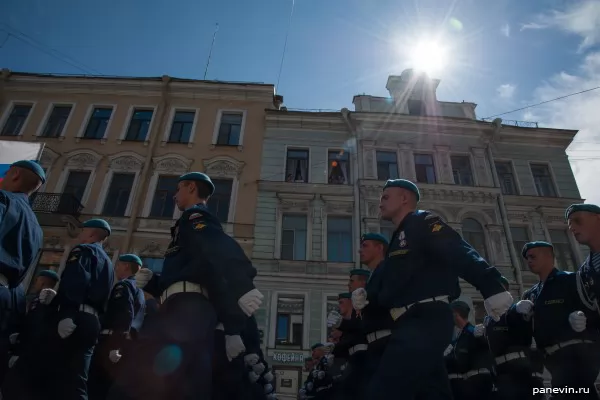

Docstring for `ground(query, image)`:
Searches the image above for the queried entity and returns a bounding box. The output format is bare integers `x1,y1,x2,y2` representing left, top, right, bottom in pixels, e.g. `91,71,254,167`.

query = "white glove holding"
306,382,314,391
311,370,319,378
109,350,122,363
264,371,274,382
9,333,19,345
443,344,453,357
238,289,264,317
569,311,587,333
325,354,334,365
38,288,57,305
484,291,514,322
515,300,534,315
244,353,259,366
8,355,18,368
264,383,273,394
317,371,325,379
248,371,260,383
327,311,343,328
252,362,266,375
474,324,485,338
58,318,76,339
134,268,154,289
351,288,369,310
225,335,246,361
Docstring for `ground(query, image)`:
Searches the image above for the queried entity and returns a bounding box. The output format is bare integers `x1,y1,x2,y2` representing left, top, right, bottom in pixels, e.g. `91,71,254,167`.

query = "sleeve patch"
431,223,443,232
193,223,206,230
189,213,203,221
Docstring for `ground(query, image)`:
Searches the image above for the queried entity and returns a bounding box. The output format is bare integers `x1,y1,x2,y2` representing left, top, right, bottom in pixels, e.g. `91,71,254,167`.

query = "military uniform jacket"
445,323,491,374
484,307,533,358
102,276,146,342
379,210,504,309
160,204,257,335
577,252,600,309
522,268,600,350
361,261,395,335
0,191,43,287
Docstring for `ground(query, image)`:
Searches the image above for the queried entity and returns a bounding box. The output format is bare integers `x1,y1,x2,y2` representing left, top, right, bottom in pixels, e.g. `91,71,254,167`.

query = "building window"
125,109,153,141
62,171,91,203
407,99,426,116
216,112,243,146
511,227,530,271
376,151,399,181
531,164,557,197
327,216,353,262
549,229,577,271
461,218,488,259
207,179,233,223
83,107,112,139
281,214,307,261
451,156,474,186
328,150,350,185
275,295,304,349
285,149,309,183
1,104,32,136
168,111,195,143
102,173,135,216
325,296,338,341
42,105,72,138
414,154,436,184
141,257,164,274
149,175,178,218
495,161,517,195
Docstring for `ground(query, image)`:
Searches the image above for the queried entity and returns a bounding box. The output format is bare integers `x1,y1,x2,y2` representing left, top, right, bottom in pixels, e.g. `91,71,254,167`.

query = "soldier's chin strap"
576,269,598,314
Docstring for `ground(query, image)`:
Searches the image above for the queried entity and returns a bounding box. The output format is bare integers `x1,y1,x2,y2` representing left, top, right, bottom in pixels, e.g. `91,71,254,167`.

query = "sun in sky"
408,40,448,76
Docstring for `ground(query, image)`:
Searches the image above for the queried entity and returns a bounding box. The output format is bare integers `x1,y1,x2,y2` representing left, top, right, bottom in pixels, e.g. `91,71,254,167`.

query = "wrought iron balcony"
30,193,84,217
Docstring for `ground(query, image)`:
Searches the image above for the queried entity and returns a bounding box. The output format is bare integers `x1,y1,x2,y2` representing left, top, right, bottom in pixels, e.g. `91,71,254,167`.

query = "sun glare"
409,40,448,76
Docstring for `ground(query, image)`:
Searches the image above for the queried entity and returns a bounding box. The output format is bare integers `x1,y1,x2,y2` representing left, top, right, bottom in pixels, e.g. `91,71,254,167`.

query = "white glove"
9,333,19,345
215,323,224,331
484,291,514,322
38,288,57,305
264,383,273,394
58,318,76,339
109,350,122,363
252,362,266,375
225,335,246,361
8,355,18,368
248,371,260,383
443,344,453,357
311,369,319,378
515,300,534,315
327,311,343,328
569,311,587,332
325,354,334,364
306,382,313,391
238,289,264,317
299,389,307,399
135,268,154,289
264,371,274,382
351,288,369,310
474,324,485,338
317,371,325,379
244,353,259,366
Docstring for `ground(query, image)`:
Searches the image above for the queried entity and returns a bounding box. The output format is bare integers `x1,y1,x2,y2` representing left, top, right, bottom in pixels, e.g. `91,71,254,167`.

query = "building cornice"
259,181,354,197
503,194,582,209
265,111,348,132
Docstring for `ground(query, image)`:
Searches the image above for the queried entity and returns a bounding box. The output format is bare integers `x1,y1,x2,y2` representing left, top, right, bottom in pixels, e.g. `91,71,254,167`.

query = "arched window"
461,218,488,259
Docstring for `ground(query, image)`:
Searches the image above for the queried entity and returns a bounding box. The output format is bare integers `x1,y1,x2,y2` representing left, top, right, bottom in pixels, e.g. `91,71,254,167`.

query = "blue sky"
2,0,600,201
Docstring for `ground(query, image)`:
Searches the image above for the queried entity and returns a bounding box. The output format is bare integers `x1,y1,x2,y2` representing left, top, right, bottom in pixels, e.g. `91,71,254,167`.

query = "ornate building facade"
0,69,279,290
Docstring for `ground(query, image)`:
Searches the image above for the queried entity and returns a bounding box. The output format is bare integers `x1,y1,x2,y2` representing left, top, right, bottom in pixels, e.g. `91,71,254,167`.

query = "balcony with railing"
30,193,83,226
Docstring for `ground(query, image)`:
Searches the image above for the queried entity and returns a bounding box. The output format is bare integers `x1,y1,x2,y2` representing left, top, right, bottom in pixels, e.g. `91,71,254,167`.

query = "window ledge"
210,143,243,152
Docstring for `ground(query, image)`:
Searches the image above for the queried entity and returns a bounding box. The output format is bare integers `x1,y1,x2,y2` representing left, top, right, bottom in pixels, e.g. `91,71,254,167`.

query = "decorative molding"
152,154,192,173
508,212,529,223
137,218,174,231
39,147,60,167
366,201,380,218
276,193,314,211
545,215,565,225
203,155,245,179
65,149,102,168
108,152,144,171
324,201,354,214
44,236,61,249
140,241,164,255
421,188,496,204
101,216,129,230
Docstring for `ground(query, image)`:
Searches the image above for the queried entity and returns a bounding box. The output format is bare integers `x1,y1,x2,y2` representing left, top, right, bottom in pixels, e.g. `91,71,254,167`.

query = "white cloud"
527,52,600,203
497,83,516,99
521,0,600,52
501,24,510,37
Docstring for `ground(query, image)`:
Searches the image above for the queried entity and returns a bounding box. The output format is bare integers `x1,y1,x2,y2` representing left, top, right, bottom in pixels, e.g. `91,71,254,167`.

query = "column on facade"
433,145,454,184
398,144,417,181
361,142,377,180
471,147,493,187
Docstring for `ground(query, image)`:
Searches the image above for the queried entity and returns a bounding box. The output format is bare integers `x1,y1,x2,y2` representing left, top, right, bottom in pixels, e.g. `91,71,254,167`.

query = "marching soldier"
88,253,145,400
519,241,600,399
358,179,512,399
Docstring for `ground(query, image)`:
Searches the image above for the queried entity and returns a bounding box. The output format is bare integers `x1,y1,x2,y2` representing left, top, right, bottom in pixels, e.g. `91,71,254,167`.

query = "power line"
276,0,295,92
483,85,600,119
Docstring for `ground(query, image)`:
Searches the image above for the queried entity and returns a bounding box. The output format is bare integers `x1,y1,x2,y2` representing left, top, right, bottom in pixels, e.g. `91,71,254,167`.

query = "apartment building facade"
254,70,584,395
0,69,278,291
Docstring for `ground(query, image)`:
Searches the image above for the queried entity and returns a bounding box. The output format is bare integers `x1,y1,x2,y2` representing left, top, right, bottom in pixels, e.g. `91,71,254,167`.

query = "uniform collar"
185,203,208,212
542,267,560,283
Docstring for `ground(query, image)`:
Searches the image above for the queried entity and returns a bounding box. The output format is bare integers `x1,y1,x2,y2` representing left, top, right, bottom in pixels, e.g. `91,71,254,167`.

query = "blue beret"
38,270,59,282
521,241,553,258
311,343,324,350
361,233,389,246
119,253,142,266
83,219,111,236
450,301,470,313
499,276,510,288
11,160,46,184
178,172,215,196
338,292,351,300
565,203,600,220
349,268,371,277
383,179,420,201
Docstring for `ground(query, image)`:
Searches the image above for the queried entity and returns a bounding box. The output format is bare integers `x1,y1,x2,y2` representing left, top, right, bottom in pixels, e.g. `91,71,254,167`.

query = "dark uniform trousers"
211,329,253,400
108,292,217,400
362,335,389,400
367,301,454,400
544,342,600,400
333,350,366,400
0,284,25,384
493,349,541,400
88,333,131,400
